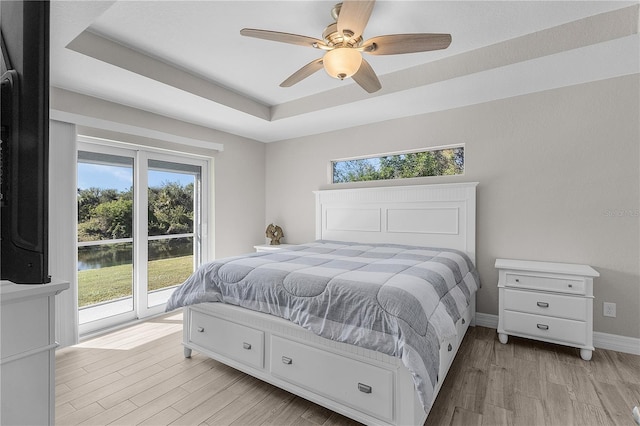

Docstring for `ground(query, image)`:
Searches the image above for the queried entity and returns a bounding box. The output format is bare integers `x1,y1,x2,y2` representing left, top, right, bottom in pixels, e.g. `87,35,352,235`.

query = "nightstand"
254,244,295,253
496,258,599,361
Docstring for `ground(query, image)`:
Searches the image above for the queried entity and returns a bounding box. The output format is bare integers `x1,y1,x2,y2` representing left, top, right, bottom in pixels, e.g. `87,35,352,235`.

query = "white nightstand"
496,258,599,361
254,244,295,253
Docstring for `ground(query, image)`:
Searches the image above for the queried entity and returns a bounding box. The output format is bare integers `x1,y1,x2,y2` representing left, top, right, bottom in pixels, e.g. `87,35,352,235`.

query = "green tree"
93,198,133,239
78,181,194,242
333,159,379,183
78,187,131,241
148,182,194,236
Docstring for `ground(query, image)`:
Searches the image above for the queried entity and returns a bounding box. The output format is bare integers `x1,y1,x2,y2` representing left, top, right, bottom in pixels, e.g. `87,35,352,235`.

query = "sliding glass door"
77,142,208,334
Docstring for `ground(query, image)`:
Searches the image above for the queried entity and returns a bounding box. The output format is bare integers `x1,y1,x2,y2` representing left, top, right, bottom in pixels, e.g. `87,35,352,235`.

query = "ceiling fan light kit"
323,47,362,80
240,0,451,93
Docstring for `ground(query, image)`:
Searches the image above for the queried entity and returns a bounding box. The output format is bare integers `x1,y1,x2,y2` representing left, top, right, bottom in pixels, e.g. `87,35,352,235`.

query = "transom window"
331,145,464,184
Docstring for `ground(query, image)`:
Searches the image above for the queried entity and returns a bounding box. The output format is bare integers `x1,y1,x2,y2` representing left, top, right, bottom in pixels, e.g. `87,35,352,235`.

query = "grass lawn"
78,255,193,307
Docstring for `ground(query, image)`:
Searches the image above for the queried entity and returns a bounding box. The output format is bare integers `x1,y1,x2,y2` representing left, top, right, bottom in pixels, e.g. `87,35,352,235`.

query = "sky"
78,163,194,192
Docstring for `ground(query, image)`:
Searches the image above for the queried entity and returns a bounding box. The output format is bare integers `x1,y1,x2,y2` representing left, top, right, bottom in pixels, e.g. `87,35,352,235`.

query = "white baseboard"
593,332,640,356
473,313,640,356
475,312,498,329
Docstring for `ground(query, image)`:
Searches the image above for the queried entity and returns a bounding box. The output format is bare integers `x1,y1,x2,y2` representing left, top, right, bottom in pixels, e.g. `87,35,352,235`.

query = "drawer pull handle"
536,302,549,308
568,284,573,288
447,343,453,352
358,383,372,394
462,318,466,325
515,278,520,283
537,324,549,330
197,327,204,333
282,356,293,365
243,342,251,350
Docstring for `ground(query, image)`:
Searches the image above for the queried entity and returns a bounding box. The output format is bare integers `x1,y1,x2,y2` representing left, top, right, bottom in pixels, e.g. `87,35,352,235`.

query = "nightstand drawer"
504,289,587,321
506,273,584,295
502,310,587,346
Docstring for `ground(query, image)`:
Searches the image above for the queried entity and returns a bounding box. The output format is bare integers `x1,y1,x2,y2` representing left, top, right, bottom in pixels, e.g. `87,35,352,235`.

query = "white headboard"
314,182,478,264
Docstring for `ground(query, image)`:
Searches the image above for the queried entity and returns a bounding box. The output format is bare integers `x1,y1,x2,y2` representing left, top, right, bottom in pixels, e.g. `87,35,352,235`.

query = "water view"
78,237,193,271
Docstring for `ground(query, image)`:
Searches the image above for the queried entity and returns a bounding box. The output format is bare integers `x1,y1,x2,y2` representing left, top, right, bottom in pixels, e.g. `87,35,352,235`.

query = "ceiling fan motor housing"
322,23,361,48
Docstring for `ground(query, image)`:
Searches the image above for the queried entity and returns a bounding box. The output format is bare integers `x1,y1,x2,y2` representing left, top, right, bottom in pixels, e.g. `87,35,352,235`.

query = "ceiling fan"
240,0,451,93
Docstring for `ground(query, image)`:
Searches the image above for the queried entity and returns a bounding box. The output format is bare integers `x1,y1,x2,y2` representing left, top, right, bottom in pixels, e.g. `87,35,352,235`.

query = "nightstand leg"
184,347,192,358
580,349,592,361
498,333,508,344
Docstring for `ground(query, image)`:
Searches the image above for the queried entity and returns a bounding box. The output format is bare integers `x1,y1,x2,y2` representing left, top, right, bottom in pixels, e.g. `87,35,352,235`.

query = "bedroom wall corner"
214,136,266,258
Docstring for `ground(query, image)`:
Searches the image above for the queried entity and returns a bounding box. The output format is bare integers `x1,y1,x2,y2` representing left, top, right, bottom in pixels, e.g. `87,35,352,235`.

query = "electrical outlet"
603,302,616,318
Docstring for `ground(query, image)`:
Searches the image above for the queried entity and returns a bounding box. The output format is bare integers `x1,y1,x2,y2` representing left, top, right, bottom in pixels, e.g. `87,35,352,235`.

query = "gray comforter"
166,240,480,412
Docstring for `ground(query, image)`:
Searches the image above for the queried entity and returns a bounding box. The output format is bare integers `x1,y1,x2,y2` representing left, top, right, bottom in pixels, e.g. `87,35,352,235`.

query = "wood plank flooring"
56,312,640,425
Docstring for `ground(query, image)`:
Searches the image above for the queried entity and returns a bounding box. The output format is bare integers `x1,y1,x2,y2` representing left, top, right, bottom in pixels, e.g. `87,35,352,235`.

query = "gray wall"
265,75,640,339
213,137,266,258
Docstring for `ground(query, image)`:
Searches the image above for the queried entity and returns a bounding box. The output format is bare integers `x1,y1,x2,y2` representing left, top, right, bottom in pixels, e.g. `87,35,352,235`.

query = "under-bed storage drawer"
189,310,264,369
439,306,471,385
455,305,472,340
270,335,393,422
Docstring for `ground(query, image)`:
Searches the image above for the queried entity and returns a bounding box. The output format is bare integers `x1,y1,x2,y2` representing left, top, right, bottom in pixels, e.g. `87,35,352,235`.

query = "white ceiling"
49,1,638,143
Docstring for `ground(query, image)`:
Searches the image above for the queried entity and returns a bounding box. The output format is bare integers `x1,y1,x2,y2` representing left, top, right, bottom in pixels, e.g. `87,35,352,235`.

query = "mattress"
166,240,480,411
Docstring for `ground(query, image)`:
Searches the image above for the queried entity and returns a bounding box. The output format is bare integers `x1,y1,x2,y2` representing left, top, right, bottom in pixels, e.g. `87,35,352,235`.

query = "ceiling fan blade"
337,0,375,41
280,58,324,87
352,59,381,93
362,33,452,55
240,28,326,49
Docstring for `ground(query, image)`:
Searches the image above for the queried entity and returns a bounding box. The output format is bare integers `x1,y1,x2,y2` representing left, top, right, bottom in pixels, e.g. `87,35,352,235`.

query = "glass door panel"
146,159,201,308
77,150,135,327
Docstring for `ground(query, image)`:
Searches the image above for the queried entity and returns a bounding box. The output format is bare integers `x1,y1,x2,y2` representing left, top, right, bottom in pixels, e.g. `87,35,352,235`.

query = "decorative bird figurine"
265,224,284,245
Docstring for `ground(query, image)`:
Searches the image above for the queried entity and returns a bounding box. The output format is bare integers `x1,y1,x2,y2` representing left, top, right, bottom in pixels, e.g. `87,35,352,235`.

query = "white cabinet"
496,259,598,361
0,280,69,425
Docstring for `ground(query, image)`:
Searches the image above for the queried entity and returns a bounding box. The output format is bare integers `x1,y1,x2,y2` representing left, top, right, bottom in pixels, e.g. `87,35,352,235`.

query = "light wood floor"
56,312,640,426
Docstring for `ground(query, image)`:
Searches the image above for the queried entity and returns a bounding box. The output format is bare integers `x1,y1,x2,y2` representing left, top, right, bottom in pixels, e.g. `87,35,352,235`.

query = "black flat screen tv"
0,0,51,284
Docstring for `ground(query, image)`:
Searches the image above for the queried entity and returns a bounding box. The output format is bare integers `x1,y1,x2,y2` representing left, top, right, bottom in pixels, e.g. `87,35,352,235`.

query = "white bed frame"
182,182,478,426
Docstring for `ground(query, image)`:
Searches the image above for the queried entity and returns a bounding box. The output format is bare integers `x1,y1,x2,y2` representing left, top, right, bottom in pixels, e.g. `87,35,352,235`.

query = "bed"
167,182,479,426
